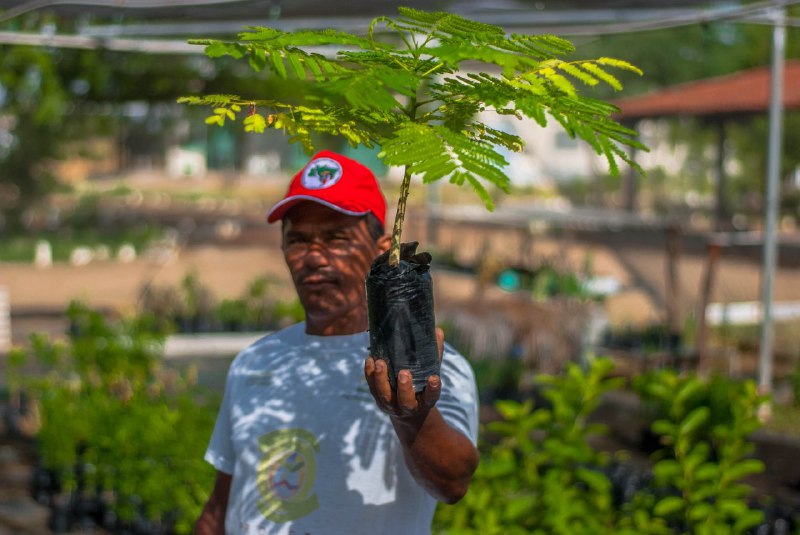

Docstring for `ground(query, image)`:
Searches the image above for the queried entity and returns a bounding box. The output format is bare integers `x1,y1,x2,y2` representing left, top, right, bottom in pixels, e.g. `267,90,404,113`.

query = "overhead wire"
550,0,800,35
0,0,250,24
0,0,798,52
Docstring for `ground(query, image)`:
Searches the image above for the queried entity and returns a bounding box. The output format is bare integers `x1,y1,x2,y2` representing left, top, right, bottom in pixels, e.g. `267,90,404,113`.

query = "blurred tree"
0,12,272,231
570,9,800,221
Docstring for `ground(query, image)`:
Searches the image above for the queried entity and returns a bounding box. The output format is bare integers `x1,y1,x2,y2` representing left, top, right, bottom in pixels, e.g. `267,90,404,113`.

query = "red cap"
267,151,387,226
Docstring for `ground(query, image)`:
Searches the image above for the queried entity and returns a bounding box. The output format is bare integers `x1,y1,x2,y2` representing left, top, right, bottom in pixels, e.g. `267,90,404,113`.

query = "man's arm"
364,329,479,504
195,471,232,535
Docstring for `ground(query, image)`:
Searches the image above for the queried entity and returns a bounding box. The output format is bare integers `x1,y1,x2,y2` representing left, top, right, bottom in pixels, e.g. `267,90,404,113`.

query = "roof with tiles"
613,60,800,120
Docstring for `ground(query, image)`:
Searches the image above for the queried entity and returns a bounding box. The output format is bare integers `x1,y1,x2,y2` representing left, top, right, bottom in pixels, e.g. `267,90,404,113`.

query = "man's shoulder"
258,321,307,344
229,322,307,366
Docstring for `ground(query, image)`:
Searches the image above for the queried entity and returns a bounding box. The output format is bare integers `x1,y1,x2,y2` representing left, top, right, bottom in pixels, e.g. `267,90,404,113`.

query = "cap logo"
301,158,343,189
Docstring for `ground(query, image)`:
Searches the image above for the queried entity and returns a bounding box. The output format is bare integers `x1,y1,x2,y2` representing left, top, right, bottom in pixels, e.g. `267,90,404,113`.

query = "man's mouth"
301,277,336,288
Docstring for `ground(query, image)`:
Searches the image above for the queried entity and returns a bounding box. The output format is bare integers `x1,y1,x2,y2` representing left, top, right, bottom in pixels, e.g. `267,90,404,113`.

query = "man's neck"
304,311,368,336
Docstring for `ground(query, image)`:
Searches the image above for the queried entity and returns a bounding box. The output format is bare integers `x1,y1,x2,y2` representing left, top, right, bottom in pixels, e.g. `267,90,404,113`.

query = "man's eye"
328,235,351,245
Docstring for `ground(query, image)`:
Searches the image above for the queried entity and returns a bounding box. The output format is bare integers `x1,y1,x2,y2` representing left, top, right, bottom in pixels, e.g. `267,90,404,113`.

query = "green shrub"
9,302,219,533
141,273,305,333
632,371,766,534
433,357,624,534
433,360,768,534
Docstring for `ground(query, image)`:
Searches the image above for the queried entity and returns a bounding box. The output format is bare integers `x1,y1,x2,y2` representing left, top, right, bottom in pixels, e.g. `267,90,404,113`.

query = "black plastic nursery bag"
366,242,439,393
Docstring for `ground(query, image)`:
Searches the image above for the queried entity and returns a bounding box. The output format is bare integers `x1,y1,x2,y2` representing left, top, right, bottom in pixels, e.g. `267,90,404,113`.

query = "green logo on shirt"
257,428,320,522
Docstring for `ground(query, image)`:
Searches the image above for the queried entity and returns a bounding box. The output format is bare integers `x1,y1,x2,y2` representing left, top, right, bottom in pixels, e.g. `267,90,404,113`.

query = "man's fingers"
364,356,377,394
422,375,442,408
373,358,393,405
396,370,417,412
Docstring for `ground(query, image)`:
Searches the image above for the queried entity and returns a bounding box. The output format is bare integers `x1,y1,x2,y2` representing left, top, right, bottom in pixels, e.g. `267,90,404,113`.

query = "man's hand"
363,328,478,504
364,328,444,420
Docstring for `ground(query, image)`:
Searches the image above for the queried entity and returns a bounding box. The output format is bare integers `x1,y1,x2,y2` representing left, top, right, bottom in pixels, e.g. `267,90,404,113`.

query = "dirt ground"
4,222,799,331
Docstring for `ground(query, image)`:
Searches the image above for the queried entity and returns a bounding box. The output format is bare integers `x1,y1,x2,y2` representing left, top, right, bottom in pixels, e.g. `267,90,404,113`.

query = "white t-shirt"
205,322,479,535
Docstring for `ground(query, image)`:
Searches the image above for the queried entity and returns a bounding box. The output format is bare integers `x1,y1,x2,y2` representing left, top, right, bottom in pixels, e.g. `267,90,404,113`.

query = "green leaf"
596,56,644,76
687,502,714,522
286,49,307,78
717,498,748,518
679,407,710,437
580,62,622,91
504,495,533,521
177,94,240,106
493,399,532,420
304,54,323,77
653,496,683,517
555,61,599,86
684,443,710,473
244,113,268,133
270,50,287,78
722,459,765,482
694,462,719,482
674,378,704,410
248,47,267,72
733,509,764,533
652,459,680,482
239,26,378,50
576,467,611,492
651,419,675,437
537,67,576,95
202,41,244,59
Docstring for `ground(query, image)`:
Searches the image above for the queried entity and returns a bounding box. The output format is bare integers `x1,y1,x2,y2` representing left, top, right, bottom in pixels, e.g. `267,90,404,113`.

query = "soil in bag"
366,241,439,392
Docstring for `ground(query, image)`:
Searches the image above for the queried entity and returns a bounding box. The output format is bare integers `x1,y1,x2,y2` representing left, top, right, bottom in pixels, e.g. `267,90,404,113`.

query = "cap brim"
266,195,370,223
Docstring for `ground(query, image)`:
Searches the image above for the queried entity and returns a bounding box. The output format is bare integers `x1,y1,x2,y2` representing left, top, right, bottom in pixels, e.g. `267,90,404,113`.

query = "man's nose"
304,240,332,266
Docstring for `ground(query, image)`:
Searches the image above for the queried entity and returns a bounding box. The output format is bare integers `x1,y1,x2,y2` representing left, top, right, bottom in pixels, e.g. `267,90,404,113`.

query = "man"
196,151,480,535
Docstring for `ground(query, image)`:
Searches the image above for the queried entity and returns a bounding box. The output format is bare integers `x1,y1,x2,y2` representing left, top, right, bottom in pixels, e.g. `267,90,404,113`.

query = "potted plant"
179,7,645,390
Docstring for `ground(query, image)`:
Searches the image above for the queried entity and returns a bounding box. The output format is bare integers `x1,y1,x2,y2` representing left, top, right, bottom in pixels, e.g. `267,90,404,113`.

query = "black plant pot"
366,242,439,392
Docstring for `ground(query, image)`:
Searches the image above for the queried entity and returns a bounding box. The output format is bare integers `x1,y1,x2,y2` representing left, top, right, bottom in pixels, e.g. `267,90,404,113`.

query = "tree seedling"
180,7,646,389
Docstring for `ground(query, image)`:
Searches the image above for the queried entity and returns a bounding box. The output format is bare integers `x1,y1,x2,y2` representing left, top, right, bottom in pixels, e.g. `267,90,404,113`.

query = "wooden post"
664,224,682,362
695,240,722,375
713,120,729,231
623,119,640,213
0,285,9,353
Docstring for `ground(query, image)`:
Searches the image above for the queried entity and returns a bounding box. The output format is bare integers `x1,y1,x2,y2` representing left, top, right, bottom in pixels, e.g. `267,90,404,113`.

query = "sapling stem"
388,165,412,267
388,94,419,268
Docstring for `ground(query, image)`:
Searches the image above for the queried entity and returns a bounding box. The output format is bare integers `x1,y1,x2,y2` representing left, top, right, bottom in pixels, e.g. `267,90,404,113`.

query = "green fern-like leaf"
426,42,541,73
191,40,245,59
378,123,509,210
554,61,599,87
177,95,240,106
238,27,377,50
181,7,647,260
397,7,505,42
244,113,268,133
580,62,623,91
596,57,644,76
536,67,577,96
469,123,525,153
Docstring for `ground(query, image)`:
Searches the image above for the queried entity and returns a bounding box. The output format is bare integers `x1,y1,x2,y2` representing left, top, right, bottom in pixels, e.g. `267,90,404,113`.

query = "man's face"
282,202,386,335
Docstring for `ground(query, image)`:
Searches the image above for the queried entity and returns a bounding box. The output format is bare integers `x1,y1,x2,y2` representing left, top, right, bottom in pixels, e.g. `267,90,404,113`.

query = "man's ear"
377,234,391,255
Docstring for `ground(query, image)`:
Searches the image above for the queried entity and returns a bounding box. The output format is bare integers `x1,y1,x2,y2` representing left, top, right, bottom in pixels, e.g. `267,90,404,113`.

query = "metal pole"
758,5,786,401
